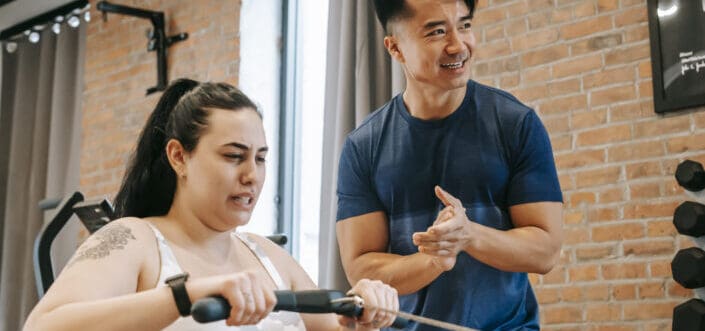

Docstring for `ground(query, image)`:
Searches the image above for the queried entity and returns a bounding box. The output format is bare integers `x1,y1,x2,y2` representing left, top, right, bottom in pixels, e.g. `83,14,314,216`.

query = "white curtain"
0,24,85,330
318,0,405,290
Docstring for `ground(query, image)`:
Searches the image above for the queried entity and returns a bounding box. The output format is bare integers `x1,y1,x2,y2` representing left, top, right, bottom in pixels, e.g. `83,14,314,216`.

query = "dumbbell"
676,160,705,192
672,247,705,289
674,201,705,237
674,298,705,331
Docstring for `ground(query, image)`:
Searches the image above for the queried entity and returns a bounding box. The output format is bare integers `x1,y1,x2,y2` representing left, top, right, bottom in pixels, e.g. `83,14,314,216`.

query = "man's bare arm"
414,187,563,274
336,211,448,295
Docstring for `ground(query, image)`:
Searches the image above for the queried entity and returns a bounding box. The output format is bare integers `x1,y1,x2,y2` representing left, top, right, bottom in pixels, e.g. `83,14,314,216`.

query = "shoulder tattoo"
68,224,137,267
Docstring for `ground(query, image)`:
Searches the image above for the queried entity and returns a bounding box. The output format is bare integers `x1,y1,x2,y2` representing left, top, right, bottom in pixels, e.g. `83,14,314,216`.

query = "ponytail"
113,79,199,218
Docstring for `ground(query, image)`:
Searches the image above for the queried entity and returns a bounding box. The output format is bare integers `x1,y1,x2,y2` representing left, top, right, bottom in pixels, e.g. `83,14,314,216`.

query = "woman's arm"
23,218,181,331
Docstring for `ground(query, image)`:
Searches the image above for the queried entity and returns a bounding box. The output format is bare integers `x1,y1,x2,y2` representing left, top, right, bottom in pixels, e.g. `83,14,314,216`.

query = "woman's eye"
461,22,472,30
225,154,244,160
256,156,267,163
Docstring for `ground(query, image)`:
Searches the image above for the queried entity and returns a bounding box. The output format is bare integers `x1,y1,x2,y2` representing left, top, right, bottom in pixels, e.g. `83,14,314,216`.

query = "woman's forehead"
202,108,266,146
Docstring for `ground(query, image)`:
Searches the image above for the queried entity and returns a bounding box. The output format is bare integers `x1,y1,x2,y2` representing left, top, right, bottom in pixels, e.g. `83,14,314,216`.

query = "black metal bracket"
96,1,188,95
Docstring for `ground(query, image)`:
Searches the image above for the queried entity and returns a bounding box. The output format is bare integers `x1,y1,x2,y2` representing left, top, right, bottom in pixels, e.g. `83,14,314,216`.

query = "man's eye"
256,156,267,163
460,22,472,30
427,29,445,36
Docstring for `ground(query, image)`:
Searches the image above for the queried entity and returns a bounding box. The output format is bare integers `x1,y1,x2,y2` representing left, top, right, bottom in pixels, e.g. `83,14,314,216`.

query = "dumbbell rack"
672,160,705,331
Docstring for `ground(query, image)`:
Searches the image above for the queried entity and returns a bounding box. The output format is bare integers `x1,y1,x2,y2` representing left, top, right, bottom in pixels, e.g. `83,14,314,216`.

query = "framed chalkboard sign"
647,0,705,113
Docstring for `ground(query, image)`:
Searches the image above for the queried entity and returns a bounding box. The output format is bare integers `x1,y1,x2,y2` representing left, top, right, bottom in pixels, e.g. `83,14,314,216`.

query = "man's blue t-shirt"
336,80,563,330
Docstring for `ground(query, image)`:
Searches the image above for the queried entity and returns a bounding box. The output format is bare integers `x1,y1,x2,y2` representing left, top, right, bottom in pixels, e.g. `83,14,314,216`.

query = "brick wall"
80,0,241,198
471,0,705,329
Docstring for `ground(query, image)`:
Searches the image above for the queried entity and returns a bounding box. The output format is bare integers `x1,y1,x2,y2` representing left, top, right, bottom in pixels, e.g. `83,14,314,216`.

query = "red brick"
585,284,610,300
521,45,570,67
586,303,621,322
614,6,647,27
623,302,676,320
623,240,674,256
625,161,661,180
568,191,596,208
613,283,638,300
512,29,559,52
576,245,615,261
605,43,651,66
548,78,581,96
560,16,613,39
569,264,600,282
550,134,572,151
607,140,664,162
638,282,665,299
553,54,603,78
609,101,654,122
573,2,596,18
623,201,678,219
583,67,635,89
593,223,644,242
627,181,661,199
667,133,705,154
634,116,690,138
591,85,637,107
598,187,625,204
597,0,618,12
555,149,604,169
571,33,623,55
575,166,621,188
543,306,583,324
560,286,583,302
587,207,618,223
565,227,590,245
535,287,560,304
564,211,584,224
577,124,631,147
649,259,672,278
540,95,587,114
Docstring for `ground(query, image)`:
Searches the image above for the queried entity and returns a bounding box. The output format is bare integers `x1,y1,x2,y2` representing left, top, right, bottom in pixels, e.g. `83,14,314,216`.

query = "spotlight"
67,15,80,28
5,42,17,53
28,31,40,44
52,23,61,34
84,11,91,23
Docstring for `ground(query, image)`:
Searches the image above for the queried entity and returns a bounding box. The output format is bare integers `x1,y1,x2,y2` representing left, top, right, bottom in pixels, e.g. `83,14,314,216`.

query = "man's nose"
445,29,464,55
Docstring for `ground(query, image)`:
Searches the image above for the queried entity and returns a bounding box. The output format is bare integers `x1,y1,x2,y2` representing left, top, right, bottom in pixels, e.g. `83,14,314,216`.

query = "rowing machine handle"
191,289,408,329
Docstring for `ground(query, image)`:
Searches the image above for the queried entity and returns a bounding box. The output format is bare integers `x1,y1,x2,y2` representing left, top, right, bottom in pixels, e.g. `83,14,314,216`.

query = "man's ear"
384,35,405,63
166,139,188,178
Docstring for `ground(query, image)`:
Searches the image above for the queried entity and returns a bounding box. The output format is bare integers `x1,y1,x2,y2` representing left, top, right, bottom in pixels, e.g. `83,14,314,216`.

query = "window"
239,0,328,282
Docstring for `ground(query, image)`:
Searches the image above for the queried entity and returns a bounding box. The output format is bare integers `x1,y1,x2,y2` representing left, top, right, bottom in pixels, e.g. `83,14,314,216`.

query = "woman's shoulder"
240,232,316,291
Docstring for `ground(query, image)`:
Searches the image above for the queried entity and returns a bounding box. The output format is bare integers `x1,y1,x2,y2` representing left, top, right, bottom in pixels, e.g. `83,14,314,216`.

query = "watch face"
165,272,189,283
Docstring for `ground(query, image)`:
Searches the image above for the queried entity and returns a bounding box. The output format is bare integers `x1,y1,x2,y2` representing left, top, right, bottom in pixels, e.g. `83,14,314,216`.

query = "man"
335,0,564,330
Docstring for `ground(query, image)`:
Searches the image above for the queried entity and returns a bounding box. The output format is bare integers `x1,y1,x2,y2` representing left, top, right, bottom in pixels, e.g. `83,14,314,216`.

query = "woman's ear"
166,139,188,178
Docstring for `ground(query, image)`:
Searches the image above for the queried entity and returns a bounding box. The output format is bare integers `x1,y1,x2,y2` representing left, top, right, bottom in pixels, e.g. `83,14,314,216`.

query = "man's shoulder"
468,80,533,115
347,97,398,143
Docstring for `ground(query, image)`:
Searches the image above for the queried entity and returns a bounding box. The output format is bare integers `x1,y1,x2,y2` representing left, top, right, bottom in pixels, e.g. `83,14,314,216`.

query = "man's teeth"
441,61,463,69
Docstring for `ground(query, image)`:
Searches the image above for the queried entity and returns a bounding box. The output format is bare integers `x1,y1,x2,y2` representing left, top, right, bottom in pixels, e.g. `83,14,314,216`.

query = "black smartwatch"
165,272,191,316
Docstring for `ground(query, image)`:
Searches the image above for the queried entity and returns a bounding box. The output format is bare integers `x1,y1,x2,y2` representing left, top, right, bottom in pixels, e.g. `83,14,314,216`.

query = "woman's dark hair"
113,78,259,218
372,0,476,33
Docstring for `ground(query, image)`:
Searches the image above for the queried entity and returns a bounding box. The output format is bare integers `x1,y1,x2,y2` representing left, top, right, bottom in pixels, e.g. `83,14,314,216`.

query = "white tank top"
147,224,307,331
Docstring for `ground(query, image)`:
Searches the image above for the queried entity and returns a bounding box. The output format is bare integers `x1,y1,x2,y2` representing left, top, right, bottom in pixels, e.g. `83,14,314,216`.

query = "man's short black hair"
372,0,476,33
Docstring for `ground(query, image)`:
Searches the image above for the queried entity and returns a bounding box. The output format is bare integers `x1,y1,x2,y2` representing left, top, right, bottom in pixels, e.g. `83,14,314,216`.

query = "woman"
24,79,399,330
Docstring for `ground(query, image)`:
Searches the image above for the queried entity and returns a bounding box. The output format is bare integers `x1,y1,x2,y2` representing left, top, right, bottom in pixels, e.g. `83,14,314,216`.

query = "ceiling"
0,0,73,33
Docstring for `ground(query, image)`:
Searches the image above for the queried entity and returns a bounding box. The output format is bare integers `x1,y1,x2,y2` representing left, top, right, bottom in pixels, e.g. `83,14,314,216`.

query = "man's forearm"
346,252,444,295
463,221,561,274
